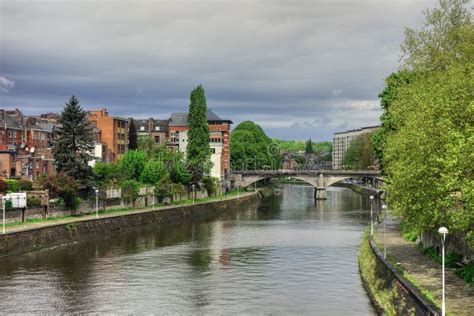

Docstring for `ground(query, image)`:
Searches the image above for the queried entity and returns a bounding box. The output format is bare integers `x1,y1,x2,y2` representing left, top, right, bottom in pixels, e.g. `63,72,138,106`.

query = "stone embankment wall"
0,192,262,257
359,232,440,315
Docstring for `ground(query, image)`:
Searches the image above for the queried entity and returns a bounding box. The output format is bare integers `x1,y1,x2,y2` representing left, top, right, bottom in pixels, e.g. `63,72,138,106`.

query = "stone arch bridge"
231,169,383,199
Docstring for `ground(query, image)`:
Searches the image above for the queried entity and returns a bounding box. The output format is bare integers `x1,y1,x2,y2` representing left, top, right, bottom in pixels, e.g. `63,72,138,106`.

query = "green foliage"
170,161,192,185
373,70,414,173
140,159,167,185
456,261,474,285
401,222,419,242
120,179,140,204
272,139,332,154
119,150,147,180
341,132,375,170
128,119,138,150
27,196,42,208
202,176,218,196
231,121,281,170
93,162,120,188
4,199,12,209
305,138,314,154
40,174,80,211
137,136,156,158
421,246,463,268
380,0,474,247
18,179,33,191
52,95,95,188
186,85,212,184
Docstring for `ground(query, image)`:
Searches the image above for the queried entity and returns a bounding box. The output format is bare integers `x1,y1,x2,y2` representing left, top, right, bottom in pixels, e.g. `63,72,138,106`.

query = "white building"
332,126,379,170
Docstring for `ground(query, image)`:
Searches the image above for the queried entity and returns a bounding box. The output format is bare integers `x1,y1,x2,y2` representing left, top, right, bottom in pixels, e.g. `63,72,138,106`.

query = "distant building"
332,126,379,170
133,118,169,146
168,110,232,179
88,109,129,162
0,109,56,181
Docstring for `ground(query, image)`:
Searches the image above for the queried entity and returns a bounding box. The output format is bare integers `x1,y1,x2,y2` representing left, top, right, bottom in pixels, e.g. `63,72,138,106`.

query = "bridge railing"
232,169,381,176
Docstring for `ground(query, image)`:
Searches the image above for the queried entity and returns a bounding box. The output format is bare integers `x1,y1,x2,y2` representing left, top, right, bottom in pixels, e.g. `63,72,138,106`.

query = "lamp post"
192,184,195,205
2,196,6,235
438,226,449,316
369,195,374,236
382,204,387,259
95,188,99,219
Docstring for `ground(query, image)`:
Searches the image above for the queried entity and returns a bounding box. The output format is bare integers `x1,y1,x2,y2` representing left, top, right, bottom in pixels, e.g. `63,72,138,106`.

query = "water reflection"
0,185,374,314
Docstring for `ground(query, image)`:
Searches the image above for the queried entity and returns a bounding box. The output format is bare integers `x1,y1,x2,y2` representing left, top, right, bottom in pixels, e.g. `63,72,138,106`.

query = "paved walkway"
2,192,256,235
374,218,474,315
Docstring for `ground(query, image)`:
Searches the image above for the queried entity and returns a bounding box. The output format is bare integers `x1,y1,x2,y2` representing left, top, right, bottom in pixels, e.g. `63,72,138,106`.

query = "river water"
0,185,375,314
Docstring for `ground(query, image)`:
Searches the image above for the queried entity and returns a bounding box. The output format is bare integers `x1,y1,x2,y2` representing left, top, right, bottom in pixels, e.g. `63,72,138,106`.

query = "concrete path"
374,218,474,315
2,192,256,235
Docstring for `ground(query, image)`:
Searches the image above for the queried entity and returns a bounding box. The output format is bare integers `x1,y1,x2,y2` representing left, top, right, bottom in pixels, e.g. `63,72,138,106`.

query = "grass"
3,189,249,230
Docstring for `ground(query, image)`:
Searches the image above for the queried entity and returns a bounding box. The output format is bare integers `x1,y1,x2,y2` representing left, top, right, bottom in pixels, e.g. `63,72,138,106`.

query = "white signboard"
5,193,27,208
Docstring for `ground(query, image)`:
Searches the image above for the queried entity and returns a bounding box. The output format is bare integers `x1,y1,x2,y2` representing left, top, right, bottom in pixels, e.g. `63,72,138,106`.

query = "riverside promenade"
374,218,474,315
2,191,256,235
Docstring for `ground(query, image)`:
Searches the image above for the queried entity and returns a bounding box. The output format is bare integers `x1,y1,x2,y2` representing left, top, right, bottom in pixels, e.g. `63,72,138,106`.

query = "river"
0,184,375,314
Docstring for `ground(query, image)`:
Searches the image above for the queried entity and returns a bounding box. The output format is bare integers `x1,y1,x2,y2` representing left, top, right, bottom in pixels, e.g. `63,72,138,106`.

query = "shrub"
5,179,19,192
120,180,140,204
456,261,474,285
27,196,42,208
140,159,167,185
422,246,463,268
39,173,80,211
202,176,218,196
18,179,33,191
93,162,121,188
4,199,12,209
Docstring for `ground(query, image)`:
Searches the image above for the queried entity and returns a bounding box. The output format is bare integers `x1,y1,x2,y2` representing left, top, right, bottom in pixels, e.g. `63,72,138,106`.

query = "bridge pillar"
314,187,327,200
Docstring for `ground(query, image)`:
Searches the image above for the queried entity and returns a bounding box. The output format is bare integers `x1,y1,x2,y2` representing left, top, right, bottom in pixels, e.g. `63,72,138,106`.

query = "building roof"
333,125,380,135
0,110,24,130
133,118,169,132
34,123,55,133
169,110,232,126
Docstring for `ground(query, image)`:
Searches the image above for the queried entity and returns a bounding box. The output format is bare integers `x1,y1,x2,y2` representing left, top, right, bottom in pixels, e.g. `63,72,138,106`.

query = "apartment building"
168,110,232,179
88,109,129,162
0,109,55,180
332,125,379,170
134,118,169,146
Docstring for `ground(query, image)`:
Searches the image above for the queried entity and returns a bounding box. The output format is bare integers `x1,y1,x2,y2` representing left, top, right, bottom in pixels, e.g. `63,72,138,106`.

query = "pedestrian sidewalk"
2,191,255,235
374,218,474,315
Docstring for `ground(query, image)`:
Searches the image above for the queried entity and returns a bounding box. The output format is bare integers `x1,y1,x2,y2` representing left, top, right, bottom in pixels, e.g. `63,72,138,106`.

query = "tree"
118,150,147,180
186,85,212,184
305,138,314,154
231,121,281,170
40,173,80,211
93,162,120,188
128,119,138,150
140,159,167,185
341,133,375,170
52,95,95,188
382,0,474,245
120,179,140,207
170,161,192,185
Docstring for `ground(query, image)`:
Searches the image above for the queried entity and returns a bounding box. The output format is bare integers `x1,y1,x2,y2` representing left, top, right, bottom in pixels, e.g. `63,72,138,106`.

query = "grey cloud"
0,0,435,140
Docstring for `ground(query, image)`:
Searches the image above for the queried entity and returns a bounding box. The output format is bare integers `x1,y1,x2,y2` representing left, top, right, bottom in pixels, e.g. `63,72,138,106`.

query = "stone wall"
0,192,262,257
360,234,440,315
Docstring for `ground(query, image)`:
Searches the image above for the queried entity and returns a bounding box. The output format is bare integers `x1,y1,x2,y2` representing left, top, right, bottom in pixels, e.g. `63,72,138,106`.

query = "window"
211,148,216,154
140,126,145,131
155,136,160,144
155,126,160,131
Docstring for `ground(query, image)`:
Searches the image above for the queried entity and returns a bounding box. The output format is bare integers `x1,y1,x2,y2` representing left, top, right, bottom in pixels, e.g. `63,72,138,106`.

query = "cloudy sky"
0,0,434,140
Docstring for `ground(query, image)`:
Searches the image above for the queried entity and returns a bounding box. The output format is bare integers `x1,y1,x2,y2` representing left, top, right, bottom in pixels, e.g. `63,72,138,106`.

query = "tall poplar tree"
128,119,138,150
186,85,211,184
52,95,95,188
305,138,314,154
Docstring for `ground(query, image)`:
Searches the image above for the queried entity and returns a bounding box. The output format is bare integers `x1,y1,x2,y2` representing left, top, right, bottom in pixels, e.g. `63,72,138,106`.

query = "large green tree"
128,119,138,150
52,95,95,188
230,121,281,170
118,150,147,180
186,85,212,184
382,0,474,244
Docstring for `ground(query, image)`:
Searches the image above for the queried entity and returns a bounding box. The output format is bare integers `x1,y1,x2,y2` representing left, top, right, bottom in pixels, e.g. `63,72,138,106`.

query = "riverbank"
0,191,262,257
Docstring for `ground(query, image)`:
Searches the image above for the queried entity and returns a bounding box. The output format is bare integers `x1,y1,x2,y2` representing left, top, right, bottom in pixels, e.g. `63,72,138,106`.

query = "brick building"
168,110,232,179
133,118,169,146
88,109,129,162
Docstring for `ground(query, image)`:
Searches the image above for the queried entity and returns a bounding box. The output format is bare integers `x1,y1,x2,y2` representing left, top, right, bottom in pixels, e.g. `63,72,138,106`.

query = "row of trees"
375,0,473,245
341,133,375,170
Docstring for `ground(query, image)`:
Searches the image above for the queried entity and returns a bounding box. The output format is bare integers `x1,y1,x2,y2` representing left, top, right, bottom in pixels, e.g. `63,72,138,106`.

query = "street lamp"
438,226,449,316
369,195,374,236
95,188,99,219
382,204,388,259
192,184,195,205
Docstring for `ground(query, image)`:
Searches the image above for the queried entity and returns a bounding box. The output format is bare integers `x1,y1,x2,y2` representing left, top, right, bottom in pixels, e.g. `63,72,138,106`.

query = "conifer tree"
305,138,314,154
186,85,211,184
128,119,138,150
52,95,95,188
